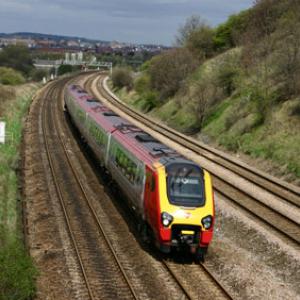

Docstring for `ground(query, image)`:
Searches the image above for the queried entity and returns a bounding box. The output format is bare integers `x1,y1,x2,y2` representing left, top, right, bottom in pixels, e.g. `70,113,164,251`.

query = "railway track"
38,74,233,300
41,78,139,300
88,74,300,246
162,259,233,300
82,74,234,300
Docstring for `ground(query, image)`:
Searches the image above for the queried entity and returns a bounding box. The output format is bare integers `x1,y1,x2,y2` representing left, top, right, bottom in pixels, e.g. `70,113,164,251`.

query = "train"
64,84,215,261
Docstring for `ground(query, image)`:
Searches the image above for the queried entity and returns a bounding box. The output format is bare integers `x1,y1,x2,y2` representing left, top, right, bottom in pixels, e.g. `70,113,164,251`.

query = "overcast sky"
0,0,254,45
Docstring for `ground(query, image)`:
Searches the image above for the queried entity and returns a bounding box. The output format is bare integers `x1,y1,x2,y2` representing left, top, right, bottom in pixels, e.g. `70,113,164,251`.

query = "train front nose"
156,162,214,255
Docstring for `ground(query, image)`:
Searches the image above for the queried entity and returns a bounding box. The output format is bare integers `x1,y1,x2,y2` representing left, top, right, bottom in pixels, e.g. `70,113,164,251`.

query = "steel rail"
200,263,234,300
161,260,194,300
53,78,139,300
41,80,96,300
162,259,234,300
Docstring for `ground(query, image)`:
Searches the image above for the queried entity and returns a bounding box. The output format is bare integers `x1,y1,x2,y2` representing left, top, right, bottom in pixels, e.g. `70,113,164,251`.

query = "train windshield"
166,164,205,207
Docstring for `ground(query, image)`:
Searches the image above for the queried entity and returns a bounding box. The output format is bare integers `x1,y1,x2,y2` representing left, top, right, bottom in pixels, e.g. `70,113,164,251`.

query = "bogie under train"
64,84,215,261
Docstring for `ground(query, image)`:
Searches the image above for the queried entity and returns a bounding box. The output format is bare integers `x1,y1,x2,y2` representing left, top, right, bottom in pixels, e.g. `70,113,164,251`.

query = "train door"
144,167,159,233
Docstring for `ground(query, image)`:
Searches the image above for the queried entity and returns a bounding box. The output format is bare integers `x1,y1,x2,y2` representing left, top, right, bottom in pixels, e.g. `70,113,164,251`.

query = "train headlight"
201,215,213,230
161,212,174,227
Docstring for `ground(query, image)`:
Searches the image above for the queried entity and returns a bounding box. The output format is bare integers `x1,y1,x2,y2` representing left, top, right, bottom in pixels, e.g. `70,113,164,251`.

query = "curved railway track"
88,74,300,247
41,78,139,300
82,74,234,300
37,74,234,300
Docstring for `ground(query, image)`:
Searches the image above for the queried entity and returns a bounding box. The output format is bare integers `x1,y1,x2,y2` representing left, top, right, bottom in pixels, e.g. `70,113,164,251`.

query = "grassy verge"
0,83,39,300
202,98,300,179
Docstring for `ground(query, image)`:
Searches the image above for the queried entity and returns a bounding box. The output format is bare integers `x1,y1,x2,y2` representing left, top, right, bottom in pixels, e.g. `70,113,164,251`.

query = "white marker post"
0,121,6,144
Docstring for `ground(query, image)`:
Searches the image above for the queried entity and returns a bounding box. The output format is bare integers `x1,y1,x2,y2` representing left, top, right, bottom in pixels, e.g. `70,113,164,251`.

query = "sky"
0,0,254,45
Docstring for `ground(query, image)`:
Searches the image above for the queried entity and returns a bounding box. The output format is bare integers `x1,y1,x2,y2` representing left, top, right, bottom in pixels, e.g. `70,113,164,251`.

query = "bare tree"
175,15,206,46
148,48,197,100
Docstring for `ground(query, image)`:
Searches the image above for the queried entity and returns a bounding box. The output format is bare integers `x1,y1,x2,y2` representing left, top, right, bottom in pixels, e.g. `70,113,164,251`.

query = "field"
0,83,39,300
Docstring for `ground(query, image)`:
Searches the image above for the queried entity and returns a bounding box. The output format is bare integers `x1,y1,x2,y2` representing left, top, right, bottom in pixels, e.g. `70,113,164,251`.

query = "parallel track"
41,78,139,300
89,74,300,246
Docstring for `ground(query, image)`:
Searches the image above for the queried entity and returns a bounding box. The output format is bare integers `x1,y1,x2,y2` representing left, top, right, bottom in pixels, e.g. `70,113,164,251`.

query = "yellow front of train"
154,161,214,259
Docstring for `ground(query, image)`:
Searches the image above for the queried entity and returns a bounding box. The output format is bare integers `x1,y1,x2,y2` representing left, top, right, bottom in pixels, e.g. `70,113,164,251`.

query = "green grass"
202,98,232,128
0,234,38,300
203,97,300,178
0,67,25,86
0,84,39,300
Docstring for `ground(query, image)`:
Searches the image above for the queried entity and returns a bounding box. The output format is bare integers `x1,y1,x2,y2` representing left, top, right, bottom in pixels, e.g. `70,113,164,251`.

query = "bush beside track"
0,83,39,300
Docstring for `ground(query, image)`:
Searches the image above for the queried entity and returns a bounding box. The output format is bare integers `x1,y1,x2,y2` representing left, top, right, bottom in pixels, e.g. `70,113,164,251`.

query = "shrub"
148,48,197,101
186,25,215,61
142,91,159,112
57,64,73,76
0,45,33,76
134,74,151,95
216,65,237,96
30,68,48,82
111,67,133,90
0,67,25,85
218,134,239,152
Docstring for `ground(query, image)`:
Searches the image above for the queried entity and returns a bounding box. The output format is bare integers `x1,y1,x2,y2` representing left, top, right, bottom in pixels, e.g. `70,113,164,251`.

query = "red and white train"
64,84,215,260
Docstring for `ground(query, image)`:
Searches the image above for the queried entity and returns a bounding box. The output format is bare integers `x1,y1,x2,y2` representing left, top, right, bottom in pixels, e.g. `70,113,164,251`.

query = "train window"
89,121,107,147
166,164,205,207
135,166,144,186
76,108,86,123
114,145,138,184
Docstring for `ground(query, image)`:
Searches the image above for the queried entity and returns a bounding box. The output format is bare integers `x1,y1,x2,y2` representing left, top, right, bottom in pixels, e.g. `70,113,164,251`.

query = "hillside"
112,0,300,184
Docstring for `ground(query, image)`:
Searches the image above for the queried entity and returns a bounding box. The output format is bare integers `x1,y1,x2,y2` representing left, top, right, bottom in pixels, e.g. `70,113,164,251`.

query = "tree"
30,68,49,82
148,48,197,100
175,15,204,46
275,4,300,96
185,25,214,61
0,45,33,75
176,15,214,61
111,67,133,90
57,64,73,76
213,10,251,50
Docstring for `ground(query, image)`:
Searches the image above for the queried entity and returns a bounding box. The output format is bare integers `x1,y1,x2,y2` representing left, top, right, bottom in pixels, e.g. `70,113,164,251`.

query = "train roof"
67,85,202,169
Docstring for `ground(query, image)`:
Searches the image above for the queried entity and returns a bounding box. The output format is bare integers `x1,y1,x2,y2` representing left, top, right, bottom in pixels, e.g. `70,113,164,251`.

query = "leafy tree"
0,45,33,75
213,10,251,50
57,64,73,75
185,25,214,61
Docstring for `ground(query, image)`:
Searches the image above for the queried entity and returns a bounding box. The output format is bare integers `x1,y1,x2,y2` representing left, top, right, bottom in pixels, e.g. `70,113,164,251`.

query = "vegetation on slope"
0,45,48,82
112,0,300,181
0,84,39,299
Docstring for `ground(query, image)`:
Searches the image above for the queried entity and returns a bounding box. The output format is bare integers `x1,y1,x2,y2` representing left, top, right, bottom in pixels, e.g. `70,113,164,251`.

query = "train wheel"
138,221,150,244
195,247,207,263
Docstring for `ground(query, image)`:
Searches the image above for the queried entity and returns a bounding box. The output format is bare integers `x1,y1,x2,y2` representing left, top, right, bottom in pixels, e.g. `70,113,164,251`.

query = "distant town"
0,32,169,57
